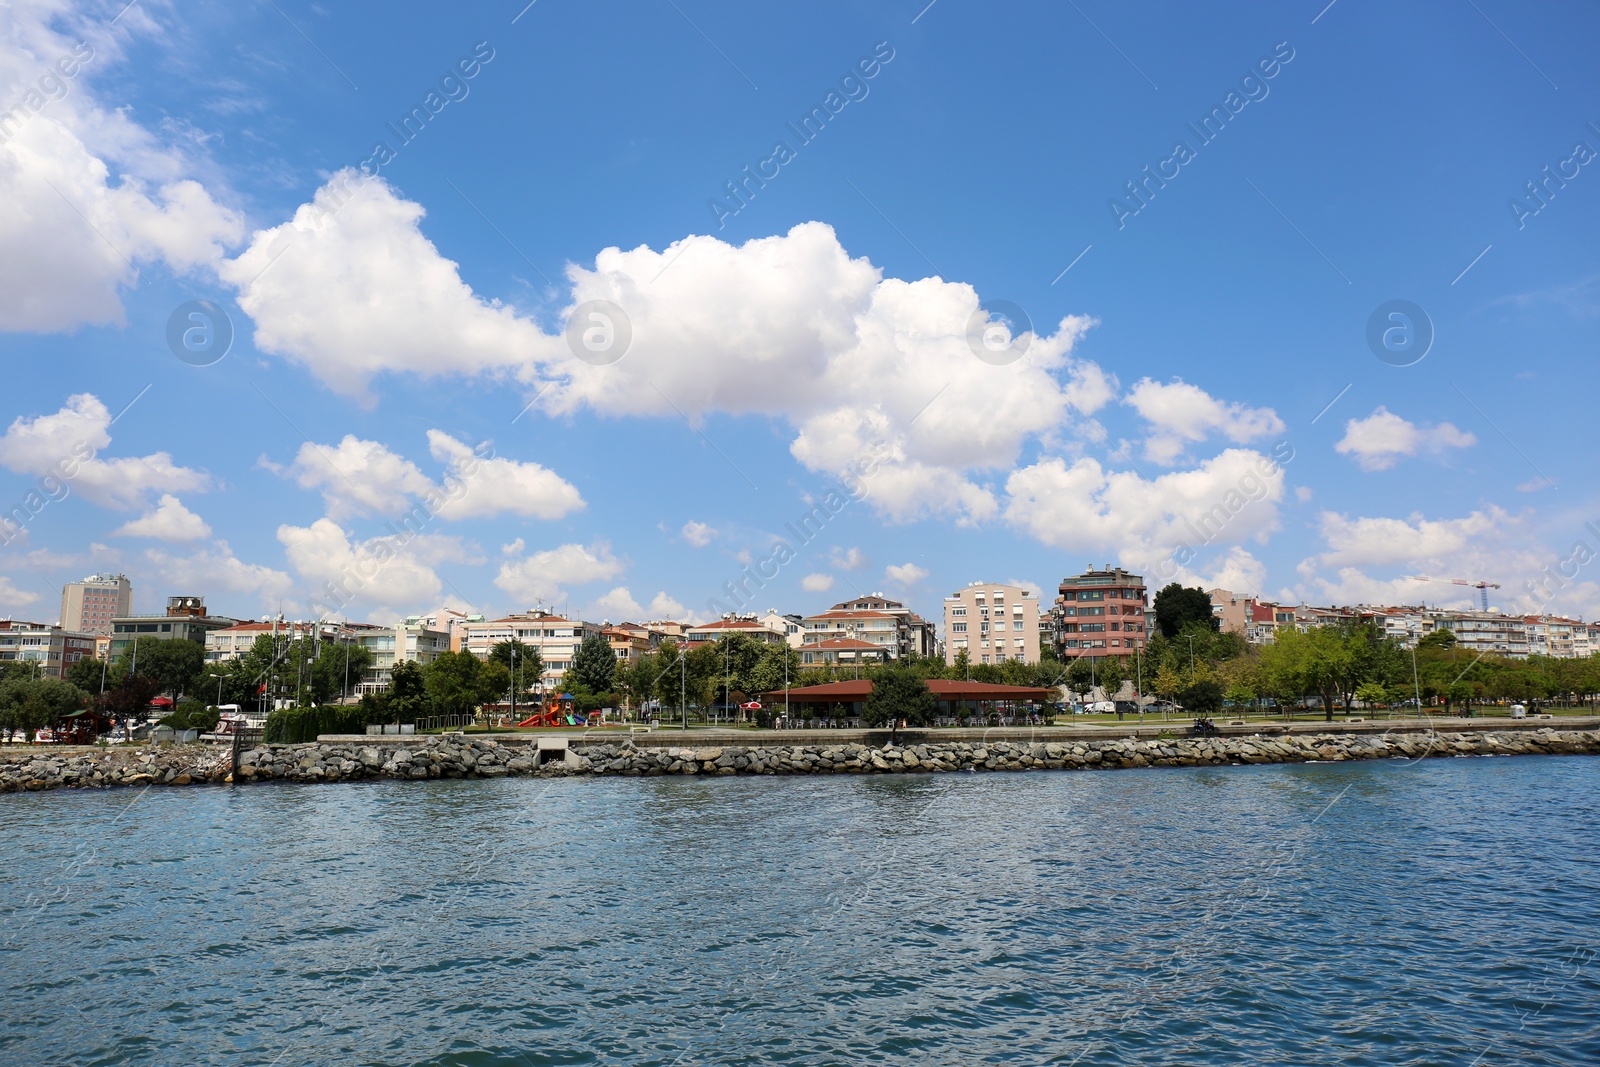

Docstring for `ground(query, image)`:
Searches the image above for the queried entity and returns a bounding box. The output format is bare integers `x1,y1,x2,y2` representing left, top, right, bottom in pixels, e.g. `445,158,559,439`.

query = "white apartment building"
205,619,361,664
801,609,902,660
460,611,603,689
355,623,450,695
944,582,1041,666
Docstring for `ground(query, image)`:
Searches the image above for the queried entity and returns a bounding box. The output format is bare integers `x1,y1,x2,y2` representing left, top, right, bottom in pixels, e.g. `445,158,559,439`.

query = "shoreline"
3,722,1599,792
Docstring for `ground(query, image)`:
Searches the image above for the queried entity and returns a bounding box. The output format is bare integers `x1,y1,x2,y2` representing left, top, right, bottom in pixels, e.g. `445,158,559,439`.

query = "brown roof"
804,610,898,621
803,638,883,650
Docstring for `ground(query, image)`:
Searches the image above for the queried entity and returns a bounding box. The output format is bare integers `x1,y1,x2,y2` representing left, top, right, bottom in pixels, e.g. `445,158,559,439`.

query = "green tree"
1177,679,1223,717
862,668,935,729
425,650,493,716
1355,681,1388,707
951,646,971,679
65,657,108,694
747,643,801,696
571,633,617,695
0,677,89,741
310,642,374,704
1153,584,1219,640
114,637,206,700
488,639,543,697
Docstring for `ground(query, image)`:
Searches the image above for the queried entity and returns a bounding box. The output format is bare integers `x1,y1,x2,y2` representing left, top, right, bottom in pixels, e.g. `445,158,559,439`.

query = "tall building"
1054,566,1147,661
943,582,1041,666
59,573,132,636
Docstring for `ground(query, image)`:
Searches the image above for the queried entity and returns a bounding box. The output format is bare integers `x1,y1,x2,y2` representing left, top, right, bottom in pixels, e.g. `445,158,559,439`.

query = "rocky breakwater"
5,729,1600,793
0,745,232,792
579,727,1600,776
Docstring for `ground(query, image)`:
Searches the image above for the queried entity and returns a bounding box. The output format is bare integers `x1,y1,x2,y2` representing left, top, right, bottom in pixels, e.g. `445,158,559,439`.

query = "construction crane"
1403,575,1502,612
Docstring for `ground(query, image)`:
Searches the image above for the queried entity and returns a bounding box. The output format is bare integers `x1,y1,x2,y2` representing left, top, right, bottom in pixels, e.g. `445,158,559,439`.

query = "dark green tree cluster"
0,668,88,741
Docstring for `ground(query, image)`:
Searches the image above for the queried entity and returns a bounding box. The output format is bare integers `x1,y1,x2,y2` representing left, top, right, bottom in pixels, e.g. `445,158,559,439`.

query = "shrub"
263,705,377,744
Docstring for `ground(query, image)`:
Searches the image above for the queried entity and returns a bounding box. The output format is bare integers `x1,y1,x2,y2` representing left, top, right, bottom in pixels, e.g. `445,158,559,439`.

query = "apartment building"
59,573,132,636
799,637,888,667
944,582,1041,665
0,620,96,678
405,608,485,652
826,594,938,658
1054,567,1145,660
354,623,451,694
460,611,604,689
802,609,903,660
109,597,238,660
686,616,790,645
604,626,653,666
1432,611,1530,658
205,619,363,664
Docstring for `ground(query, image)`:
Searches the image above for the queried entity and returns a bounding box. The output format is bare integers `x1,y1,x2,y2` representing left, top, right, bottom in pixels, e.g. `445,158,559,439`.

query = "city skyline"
3,2,1598,640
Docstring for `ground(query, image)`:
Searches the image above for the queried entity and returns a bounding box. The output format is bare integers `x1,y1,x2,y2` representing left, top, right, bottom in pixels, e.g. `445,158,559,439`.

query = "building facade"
354,623,451,694
205,619,362,665
59,573,132,636
0,620,96,678
944,582,1041,665
460,611,604,689
802,609,903,661
1054,567,1146,660
109,597,238,660
685,616,789,645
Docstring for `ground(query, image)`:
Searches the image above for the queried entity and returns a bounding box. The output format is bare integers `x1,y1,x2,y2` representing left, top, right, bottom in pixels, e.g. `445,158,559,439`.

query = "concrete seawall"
4,724,1600,792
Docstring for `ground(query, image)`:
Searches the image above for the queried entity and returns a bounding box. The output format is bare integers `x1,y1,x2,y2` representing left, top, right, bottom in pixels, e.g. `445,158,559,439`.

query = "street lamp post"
210,673,223,707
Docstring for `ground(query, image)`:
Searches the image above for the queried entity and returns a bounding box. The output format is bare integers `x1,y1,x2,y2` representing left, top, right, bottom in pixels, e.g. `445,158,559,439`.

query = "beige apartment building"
461,611,604,690
944,582,1041,666
60,573,132,636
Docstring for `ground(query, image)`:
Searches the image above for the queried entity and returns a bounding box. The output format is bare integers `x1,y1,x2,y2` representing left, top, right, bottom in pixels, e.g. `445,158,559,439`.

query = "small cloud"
885,562,928,586
1295,486,1314,503
1335,407,1476,472
502,538,525,556
801,573,834,593
1516,478,1556,493
682,520,716,547
111,495,212,542
830,546,867,570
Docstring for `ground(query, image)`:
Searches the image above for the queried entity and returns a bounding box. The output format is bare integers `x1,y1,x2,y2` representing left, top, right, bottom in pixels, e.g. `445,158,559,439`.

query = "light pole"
210,673,223,707
1411,642,1422,720
1186,635,1196,678
680,646,687,731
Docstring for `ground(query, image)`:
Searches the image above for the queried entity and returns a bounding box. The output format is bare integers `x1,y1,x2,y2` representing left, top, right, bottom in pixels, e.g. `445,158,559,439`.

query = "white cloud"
226,187,1111,522
1199,546,1268,594
590,586,688,622
142,540,293,607
426,432,584,521
1289,506,1600,618
494,542,623,605
0,394,210,508
0,576,41,610
0,6,243,331
1124,379,1285,465
829,546,866,570
681,520,716,547
283,431,582,522
286,435,432,520
1312,509,1504,568
885,562,928,586
277,518,475,615
221,173,554,399
1334,407,1476,471
800,573,835,593
111,494,211,541
1004,448,1287,566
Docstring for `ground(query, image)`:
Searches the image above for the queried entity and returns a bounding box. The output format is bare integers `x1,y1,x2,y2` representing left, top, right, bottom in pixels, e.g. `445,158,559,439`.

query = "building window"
952,622,967,633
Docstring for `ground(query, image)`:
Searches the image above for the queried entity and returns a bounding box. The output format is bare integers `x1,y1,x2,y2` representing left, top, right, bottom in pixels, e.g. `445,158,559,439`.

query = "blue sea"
2,754,1597,1065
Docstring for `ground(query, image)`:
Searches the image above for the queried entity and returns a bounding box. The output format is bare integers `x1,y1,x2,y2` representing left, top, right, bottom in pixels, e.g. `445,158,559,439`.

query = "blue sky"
2,0,1598,629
